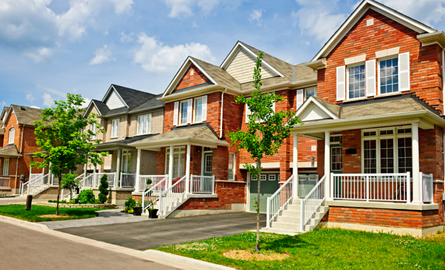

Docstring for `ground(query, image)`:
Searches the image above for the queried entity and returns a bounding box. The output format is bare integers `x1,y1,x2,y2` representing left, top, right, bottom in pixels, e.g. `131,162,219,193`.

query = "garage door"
249,173,280,213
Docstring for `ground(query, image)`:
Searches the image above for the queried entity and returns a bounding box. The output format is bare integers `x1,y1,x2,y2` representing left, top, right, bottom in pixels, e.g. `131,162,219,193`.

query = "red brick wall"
317,9,443,113
174,64,211,92
342,129,361,174
419,126,444,180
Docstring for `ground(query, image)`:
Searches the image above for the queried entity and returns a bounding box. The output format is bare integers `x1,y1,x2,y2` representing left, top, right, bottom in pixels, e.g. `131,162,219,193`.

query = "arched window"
8,128,15,144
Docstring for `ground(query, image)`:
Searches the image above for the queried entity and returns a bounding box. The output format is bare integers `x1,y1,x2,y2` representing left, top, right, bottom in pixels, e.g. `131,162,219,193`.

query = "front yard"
157,229,445,269
0,205,104,222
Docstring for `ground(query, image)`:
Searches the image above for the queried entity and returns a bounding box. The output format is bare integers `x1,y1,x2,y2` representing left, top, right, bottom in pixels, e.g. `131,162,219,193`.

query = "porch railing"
0,177,9,187
95,173,117,187
266,175,293,228
190,175,215,194
120,173,136,188
331,172,411,203
300,175,326,232
142,175,169,211
82,173,95,187
420,172,434,203
139,175,169,193
21,173,51,195
159,175,186,216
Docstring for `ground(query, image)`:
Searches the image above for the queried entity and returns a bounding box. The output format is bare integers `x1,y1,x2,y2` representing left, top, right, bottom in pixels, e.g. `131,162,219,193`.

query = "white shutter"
399,52,410,91
366,59,376,97
296,89,304,109
148,114,152,134
173,102,179,126
202,95,207,121
187,98,192,124
245,104,251,123
272,102,276,112
336,66,346,101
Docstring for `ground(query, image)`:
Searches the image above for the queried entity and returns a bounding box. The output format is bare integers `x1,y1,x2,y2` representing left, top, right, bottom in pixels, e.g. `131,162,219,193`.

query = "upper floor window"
348,64,366,99
180,100,188,125
91,123,97,140
379,58,398,94
297,87,317,109
228,153,236,180
137,114,152,135
8,128,14,144
173,96,207,126
111,119,119,138
305,87,317,100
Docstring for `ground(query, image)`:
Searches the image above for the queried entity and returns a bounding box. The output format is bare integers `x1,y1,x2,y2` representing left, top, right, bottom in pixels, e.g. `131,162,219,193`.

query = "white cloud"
43,93,53,107
24,47,53,63
249,9,263,26
26,94,35,103
81,98,91,108
378,0,445,25
120,31,134,43
30,105,40,109
164,0,221,18
89,45,114,65
134,33,216,73
291,0,346,42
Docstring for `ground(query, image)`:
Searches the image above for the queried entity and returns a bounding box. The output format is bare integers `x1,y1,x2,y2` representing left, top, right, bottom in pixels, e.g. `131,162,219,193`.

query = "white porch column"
29,157,33,181
324,131,331,200
412,123,421,204
116,149,121,187
135,148,141,192
185,143,191,194
292,135,299,199
83,154,87,180
168,145,174,187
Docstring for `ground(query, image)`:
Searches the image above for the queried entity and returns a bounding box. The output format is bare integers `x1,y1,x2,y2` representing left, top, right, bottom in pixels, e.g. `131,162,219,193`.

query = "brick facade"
174,64,212,92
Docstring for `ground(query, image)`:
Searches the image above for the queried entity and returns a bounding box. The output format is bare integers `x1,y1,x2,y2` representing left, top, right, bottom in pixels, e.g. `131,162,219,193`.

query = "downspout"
15,124,25,191
220,88,228,138
443,49,445,114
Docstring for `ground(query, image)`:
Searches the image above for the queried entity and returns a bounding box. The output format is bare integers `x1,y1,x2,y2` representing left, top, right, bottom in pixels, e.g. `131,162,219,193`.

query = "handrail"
300,175,326,232
266,175,293,228
142,176,168,211
159,175,186,216
21,173,48,195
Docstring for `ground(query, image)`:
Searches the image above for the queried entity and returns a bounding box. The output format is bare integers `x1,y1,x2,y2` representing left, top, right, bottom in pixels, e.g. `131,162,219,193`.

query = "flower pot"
148,208,158,219
133,207,142,216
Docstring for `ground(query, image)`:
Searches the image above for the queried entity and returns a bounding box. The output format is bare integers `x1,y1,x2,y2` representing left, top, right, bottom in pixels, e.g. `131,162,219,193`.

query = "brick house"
129,42,319,218
265,0,445,237
82,84,165,205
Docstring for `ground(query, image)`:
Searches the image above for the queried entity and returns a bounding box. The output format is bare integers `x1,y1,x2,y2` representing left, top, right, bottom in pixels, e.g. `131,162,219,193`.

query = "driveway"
58,212,266,250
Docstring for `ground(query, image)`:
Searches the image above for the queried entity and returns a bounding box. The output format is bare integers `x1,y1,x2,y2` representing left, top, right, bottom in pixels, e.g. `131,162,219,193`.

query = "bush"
124,197,136,212
78,189,95,204
98,174,109,204
69,199,79,204
60,200,67,204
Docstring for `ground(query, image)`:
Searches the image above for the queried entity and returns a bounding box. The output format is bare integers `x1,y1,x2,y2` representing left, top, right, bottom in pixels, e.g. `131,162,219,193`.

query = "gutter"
220,88,227,138
98,105,165,118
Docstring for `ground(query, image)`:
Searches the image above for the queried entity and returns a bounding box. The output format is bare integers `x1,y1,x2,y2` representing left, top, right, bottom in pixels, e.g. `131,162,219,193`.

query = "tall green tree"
228,52,302,252
32,94,107,215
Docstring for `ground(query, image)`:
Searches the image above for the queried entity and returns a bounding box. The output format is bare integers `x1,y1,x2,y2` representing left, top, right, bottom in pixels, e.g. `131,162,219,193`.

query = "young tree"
61,173,79,201
32,94,107,215
98,174,109,204
228,52,302,252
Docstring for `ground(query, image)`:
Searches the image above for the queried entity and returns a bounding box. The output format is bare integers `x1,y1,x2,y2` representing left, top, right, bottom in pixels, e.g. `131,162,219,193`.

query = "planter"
148,208,158,219
133,207,143,216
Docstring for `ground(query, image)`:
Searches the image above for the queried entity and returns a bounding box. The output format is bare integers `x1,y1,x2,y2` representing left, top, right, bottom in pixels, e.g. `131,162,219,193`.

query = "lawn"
157,229,445,269
0,204,104,222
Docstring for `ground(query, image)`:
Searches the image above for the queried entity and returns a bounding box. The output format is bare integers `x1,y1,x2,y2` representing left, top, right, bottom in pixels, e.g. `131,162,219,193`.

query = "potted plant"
133,199,143,216
146,200,158,219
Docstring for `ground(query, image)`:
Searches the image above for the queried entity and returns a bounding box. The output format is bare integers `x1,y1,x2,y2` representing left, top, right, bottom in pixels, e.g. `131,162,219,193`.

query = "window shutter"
399,52,410,91
336,66,346,101
187,98,192,124
148,114,152,134
366,59,376,97
272,102,276,112
296,89,304,109
245,104,251,123
173,102,179,126
202,95,207,121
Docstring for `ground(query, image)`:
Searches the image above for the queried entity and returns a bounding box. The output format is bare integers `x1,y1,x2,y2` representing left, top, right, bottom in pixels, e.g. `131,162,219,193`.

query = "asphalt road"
0,221,177,270
59,212,266,250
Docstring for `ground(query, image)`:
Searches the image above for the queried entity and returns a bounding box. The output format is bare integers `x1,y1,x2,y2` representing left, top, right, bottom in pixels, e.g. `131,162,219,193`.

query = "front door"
203,153,212,176
249,173,280,213
331,146,343,197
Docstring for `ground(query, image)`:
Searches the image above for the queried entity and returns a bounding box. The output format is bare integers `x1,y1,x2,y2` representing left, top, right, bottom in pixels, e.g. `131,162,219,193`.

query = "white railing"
82,173,95,187
30,173,42,182
139,175,169,193
420,172,434,203
142,175,169,211
190,175,215,194
0,177,9,187
159,175,186,216
21,173,51,195
266,175,293,228
120,173,136,188
95,173,117,187
300,175,326,232
331,172,411,203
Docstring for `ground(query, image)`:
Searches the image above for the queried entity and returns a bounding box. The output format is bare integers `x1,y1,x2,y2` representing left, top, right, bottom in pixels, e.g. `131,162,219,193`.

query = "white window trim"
228,152,236,180
8,128,15,144
111,119,120,138
137,114,152,135
179,100,188,126
360,126,412,174
346,62,367,101
377,56,400,97
193,97,203,123
165,147,186,177
3,158,9,176
91,123,97,140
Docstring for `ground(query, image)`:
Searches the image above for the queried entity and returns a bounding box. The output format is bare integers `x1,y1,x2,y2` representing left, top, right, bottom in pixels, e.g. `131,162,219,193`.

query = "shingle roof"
95,134,159,150
10,105,42,126
91,100,109,115
130,94,165,113
190,57,241,90
312,96,341,118
111,84,158,110
0,145,22,157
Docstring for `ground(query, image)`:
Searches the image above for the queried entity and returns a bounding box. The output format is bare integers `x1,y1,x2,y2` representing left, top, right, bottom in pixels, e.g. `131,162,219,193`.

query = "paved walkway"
41,209,149,229
0,196,49,205
58,212,266,250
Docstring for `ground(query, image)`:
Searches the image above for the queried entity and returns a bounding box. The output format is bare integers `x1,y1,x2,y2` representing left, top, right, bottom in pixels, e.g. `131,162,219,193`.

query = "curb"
0,215,234,270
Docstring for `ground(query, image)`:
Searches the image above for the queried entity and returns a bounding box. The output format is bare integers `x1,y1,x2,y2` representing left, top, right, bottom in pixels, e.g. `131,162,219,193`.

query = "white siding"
225,48,278,83
106,90,126,110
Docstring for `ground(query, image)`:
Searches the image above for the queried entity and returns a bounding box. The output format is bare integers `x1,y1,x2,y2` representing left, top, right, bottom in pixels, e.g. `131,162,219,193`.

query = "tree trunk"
255,159,262,253
56,173,61,215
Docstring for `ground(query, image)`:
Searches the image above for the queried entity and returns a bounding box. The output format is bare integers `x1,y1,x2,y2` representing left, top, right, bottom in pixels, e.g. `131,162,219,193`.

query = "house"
81,84,165,205
129,42,319,218
266,0,445,237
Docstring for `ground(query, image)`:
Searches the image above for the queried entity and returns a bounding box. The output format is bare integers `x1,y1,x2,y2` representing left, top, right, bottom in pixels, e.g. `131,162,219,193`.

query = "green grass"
0,204,104,222
157,229,445,269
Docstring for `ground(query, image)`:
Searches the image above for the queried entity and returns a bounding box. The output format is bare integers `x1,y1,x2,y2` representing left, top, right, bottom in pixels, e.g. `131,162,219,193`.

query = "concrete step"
280,210,300,217
271,221,299,231
276,216,300,224
284,204,300,211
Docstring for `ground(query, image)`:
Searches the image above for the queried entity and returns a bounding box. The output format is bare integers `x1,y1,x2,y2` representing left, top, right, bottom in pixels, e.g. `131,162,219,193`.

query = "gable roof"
0,145,22,157
296,96,341,121
4,105,43,126
311,0,437,62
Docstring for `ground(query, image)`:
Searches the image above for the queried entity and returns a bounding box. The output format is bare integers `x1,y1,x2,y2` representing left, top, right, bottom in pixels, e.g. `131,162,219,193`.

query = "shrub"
60,200,67,203
124,197,136,212
69,199,79,204
78,189,95,204
98,174,109,204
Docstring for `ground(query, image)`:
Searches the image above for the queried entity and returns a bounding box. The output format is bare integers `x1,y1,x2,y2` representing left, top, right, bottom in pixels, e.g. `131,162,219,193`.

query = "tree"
61,173,79,201
32,93,107,215
228,52,302,252
98,174,109,203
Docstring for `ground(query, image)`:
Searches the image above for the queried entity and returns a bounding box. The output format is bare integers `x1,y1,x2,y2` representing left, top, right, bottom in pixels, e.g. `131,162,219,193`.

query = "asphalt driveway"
58,212,266,250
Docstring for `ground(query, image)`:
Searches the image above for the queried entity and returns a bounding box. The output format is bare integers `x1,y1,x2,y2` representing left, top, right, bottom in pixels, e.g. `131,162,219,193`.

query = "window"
348,64,366,99
111,119,119,138
297,87,317,109
194,98,203,123
3,159,9,176
379,58,399,94
228,153,236,180
305,87,317,100
268,174,276,181
180,101,188,125
137,114,151,135
165,147,185,179
121,150,131,173
8,128,14,144
91,123,97,140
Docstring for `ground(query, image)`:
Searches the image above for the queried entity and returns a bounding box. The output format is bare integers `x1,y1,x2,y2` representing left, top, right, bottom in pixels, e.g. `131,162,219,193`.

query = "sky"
1,0,445,109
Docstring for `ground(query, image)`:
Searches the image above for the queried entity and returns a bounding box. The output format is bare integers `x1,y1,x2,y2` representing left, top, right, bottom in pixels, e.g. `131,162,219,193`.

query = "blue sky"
1,0,445,109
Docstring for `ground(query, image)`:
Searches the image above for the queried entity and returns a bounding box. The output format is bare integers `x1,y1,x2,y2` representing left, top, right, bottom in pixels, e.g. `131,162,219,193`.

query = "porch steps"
148,193,189,219
304,204,329,232
21,184,51,198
